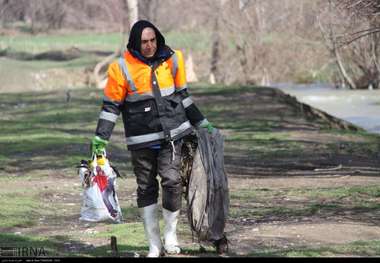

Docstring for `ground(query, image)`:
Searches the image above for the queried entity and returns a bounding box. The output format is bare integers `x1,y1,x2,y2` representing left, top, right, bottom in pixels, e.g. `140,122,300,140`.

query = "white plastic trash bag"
78,153,122,223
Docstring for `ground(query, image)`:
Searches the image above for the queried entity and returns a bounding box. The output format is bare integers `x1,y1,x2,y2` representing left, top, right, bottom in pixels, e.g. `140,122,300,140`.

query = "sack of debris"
77,152,123,223
181,127,229,254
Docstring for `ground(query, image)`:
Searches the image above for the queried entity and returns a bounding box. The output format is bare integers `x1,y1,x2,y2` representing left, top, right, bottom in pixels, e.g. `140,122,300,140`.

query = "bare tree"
128,0,138,27
318,1,357,89
318,0,380,89
138,0,158,23
0,0,126,32
0,0,345,87
0,0,28,27
92,0,135,89
208,0,224,84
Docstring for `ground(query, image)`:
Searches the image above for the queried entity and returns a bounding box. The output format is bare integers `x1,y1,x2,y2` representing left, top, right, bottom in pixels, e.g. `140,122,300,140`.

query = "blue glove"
91,136,108,156
200,121,214,134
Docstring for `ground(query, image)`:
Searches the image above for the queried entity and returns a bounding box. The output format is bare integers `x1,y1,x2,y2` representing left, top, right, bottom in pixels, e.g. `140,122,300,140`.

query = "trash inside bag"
78,153,122,223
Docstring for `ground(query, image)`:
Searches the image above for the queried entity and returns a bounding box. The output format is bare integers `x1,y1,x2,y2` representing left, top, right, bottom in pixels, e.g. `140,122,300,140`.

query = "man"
91,20,213,257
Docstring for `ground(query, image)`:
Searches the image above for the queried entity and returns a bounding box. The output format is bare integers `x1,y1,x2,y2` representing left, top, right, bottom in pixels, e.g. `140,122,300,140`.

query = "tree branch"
338,28,380,48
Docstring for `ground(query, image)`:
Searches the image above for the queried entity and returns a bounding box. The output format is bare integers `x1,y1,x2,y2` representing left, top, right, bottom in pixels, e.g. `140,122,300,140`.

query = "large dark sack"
181,128,229,253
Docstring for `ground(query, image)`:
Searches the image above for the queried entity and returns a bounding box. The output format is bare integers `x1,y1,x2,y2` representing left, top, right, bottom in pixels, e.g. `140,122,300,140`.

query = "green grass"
0,88,129,173
0,57,98,92
0,194,40,228
0,174,80,229
324,129,380,156
189,84,380,162
248,240,380,257
0,30,210,54
166,30,211,52
0,32,123,54
1,83,378,175
0,233,64,257
0,30,212,94
229,185,380,221
75,222,148,257
225,132,308,159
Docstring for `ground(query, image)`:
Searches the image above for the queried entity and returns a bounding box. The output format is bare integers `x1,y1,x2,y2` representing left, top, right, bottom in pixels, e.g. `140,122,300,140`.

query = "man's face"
141,27,157,58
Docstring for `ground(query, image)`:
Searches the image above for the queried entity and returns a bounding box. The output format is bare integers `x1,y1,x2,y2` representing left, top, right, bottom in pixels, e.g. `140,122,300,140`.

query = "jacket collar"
129,45,174,66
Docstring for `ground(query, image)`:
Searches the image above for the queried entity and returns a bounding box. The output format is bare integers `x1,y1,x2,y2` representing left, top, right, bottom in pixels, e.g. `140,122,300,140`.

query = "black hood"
127,20,166,54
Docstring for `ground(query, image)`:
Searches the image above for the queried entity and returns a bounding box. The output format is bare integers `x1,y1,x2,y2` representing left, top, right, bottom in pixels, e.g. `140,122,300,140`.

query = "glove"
91,136,108,156
200,121,214,134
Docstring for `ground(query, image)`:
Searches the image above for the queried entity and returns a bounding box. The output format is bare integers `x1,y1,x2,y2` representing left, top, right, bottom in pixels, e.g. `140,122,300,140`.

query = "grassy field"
0,84,379,257
0,32,121,53
0,30,210,56
0,29,333,94
0,30,212,94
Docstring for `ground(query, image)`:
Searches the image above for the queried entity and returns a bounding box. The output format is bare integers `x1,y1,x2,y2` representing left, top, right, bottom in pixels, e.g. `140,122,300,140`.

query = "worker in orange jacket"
91,20,213,257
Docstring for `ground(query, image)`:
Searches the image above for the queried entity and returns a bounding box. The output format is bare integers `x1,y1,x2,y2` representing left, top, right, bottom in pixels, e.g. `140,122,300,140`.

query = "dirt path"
226,175,380,256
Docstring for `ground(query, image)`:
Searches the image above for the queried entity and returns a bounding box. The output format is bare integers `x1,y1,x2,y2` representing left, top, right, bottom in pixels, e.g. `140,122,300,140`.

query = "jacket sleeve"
177,89,209,127
172,50,209,127
95,62,127,140
172,50,188,91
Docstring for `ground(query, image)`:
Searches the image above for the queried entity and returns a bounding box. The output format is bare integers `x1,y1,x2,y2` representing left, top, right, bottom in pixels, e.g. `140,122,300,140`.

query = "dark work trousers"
131,139,183,212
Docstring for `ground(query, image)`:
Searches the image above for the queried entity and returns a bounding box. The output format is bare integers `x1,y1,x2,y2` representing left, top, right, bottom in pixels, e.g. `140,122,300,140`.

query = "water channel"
272,83,380,134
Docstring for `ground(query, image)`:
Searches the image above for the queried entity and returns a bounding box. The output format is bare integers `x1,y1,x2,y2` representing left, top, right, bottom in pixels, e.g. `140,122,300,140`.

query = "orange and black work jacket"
95,47,207,150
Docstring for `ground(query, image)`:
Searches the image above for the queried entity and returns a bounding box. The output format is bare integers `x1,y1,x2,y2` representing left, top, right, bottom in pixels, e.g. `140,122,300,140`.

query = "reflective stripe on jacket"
105,50,187,103
95,49,206,150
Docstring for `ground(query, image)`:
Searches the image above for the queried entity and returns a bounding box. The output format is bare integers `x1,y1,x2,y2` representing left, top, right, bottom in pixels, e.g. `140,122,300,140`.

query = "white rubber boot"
163,208,181,254
140,204,163,257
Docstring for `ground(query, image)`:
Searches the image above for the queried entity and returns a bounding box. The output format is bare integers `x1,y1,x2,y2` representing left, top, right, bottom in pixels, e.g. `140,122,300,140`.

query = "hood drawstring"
170,140,176,162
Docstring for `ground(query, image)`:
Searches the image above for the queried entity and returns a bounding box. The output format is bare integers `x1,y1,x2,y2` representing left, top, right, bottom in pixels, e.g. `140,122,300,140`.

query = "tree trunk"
370,18,380,89
92,0,138,89
186,53,198,82
333,43,357,89
127,0,138,28
329,1,356,89
319,1,357,89
210,17,221,84
209,0,225,84
236,42,249,84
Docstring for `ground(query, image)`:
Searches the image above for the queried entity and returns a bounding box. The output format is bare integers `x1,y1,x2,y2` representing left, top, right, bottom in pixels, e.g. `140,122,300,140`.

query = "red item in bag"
93,166,108,192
